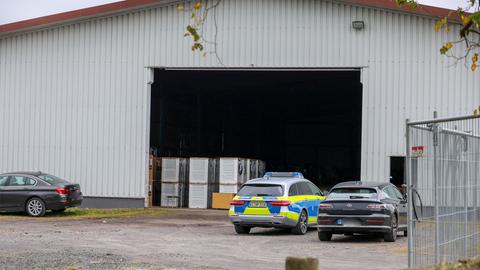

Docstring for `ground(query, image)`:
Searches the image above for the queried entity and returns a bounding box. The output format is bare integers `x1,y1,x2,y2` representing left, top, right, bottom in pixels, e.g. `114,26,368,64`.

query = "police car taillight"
270,200,290,206
230,200,245,206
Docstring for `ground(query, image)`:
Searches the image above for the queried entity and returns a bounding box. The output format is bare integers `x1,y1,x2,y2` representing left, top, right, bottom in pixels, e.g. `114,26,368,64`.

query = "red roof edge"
342,0,460,20
0,0,460,35
0,0,165,34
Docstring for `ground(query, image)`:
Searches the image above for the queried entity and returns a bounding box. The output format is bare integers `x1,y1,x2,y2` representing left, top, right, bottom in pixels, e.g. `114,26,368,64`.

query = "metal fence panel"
407,114,480,267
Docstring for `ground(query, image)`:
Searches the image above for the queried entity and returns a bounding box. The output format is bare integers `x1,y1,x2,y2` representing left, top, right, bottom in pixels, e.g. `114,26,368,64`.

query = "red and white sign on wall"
411,146,425,158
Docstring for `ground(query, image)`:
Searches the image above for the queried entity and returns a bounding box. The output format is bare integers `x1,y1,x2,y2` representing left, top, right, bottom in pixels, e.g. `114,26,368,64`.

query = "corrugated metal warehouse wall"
0,0,479,201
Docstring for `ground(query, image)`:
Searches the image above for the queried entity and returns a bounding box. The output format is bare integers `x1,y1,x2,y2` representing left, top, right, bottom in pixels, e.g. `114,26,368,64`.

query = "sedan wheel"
26,198,46,217
319,231,333,241
384,215,398,242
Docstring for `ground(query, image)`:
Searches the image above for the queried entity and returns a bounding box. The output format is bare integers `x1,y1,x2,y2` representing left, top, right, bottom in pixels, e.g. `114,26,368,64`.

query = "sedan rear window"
328,188,377,200
331,188,377,194
237,184,284,197
38,174,70,185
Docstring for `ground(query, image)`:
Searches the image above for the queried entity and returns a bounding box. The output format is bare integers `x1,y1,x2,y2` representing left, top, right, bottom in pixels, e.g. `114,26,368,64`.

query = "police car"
229,172,325,235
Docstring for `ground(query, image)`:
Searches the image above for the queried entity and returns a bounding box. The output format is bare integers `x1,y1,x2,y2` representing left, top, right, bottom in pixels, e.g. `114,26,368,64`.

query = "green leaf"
469,12,480,24
186,25,200,42
440,46,448,55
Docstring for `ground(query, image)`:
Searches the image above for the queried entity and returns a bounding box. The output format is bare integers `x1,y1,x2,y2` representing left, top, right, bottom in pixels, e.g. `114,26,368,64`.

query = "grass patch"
0,208,173,220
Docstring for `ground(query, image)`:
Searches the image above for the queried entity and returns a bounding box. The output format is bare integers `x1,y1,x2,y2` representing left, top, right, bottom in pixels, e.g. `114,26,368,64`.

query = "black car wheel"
384,214,398,242
292,210,308,235
234,225,251,234
26,197,46,217
318,231,333,241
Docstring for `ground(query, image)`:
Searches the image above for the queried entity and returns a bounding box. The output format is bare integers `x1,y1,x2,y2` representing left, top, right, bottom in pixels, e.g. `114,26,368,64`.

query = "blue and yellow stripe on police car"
229,195,325,224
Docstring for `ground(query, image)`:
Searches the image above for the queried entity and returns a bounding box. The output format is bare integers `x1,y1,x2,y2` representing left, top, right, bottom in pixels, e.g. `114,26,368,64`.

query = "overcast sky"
0,0,473,25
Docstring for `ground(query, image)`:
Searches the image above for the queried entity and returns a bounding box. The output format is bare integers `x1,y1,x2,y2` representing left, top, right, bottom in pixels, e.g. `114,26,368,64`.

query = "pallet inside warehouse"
160,158,189,208
149,155,265,209
188,157,219,209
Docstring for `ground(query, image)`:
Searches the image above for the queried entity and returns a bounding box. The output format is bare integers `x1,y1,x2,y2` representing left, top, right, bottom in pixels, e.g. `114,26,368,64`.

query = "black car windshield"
38,174,70,185
237,184,283,196
328,188,377,199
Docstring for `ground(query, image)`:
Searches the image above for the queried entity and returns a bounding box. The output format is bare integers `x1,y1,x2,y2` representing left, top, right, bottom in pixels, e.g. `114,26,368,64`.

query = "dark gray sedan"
317,181,407,242
0,172,83,217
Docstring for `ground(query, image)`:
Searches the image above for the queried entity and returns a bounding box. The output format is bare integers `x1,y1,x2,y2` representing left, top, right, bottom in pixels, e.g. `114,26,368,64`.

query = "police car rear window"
237,184,284,197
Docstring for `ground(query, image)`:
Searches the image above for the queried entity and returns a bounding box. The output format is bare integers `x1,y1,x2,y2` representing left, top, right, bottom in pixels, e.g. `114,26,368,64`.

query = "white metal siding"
1,0,479,199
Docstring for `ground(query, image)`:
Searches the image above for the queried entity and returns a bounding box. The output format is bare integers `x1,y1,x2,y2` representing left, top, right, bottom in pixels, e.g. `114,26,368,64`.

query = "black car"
317,181,407,242
0,172,83,217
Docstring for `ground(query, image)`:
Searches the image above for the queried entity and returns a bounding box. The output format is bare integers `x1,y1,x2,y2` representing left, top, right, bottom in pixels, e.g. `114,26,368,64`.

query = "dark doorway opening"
150,69,362,189
390,156,405,187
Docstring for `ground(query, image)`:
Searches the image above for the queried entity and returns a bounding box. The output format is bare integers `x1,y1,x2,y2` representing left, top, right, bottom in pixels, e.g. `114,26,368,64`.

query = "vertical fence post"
432,111,440,265
406,118,414,267
475,138,479,259
463,135,468,258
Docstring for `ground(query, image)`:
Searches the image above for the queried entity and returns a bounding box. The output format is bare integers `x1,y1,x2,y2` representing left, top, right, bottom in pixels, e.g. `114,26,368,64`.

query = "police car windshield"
237,184,284,197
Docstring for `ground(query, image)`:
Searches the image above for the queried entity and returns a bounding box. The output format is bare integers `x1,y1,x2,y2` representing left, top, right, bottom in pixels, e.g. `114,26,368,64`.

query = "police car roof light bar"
264,172,304,179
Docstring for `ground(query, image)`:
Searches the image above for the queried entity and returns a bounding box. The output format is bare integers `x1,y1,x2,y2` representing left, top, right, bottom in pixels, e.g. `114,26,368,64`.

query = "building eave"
0,0,460,36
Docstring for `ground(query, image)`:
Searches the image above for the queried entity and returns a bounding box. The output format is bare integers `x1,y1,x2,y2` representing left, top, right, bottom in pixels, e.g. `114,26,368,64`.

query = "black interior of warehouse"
150,69,362,189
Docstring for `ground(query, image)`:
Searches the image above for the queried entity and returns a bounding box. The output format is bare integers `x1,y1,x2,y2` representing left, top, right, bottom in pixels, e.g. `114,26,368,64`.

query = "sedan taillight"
367,204,387,209
55,187,70,195
320,203,333,209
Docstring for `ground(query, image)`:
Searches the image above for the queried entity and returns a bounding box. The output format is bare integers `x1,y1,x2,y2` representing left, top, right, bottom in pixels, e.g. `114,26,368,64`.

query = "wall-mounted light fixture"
352,20,365,30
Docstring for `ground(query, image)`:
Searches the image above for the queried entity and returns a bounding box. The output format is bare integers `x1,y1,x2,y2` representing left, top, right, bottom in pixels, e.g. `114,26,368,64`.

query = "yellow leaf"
472,63,477,72
177,4,184,12
435,19,445,32
461,15,470,25
445,42,452,49
473,53,479,63
193,2,202,10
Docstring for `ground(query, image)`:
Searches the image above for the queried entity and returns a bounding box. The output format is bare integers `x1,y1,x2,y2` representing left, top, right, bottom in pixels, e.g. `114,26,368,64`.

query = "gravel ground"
0,209,407,270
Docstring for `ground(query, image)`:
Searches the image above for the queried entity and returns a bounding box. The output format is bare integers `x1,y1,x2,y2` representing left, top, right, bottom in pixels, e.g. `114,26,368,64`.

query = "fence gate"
406,113,480,267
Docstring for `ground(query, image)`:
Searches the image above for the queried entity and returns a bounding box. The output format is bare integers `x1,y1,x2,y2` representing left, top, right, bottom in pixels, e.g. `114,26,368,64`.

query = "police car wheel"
291,210,308,235
234,225,251,234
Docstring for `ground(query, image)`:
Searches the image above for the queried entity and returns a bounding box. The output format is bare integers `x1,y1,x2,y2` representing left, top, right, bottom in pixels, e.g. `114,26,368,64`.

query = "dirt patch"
0,208,407,270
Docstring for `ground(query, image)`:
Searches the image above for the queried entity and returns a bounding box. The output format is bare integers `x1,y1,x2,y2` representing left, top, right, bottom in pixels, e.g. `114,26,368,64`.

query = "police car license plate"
249,201,266,208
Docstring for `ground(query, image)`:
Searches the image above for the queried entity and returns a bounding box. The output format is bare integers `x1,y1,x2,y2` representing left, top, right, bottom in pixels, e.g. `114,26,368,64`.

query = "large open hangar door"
149,68,362,190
